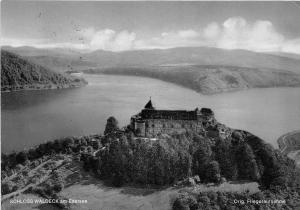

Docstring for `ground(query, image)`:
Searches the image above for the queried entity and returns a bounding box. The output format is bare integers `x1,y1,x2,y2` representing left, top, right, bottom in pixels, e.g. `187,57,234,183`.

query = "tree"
236,143,260,180
206,161,221,183
16,151,28,165
192,141,212,179
1,153,9,170
104,116,119,135
214,139,237,179
53,182,64,192
53,139,63,153
28,148,39,160
8,151,17,168
173,194,198,210
1,181,14,195
92,140,102,150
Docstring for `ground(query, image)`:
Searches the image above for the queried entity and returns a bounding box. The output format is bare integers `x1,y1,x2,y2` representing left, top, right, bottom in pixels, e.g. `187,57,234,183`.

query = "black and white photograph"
1,1,300,209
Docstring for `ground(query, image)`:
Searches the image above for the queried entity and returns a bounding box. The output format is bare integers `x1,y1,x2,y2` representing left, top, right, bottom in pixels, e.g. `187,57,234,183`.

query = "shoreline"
1,81,88,93
83,71,300,95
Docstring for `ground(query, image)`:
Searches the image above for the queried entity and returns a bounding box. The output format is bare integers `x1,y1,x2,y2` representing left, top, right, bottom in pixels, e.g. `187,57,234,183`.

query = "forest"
2,116,299,209
1,50,86,91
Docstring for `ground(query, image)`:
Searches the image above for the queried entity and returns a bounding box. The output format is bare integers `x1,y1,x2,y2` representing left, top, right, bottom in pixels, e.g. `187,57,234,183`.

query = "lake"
2,74,300,153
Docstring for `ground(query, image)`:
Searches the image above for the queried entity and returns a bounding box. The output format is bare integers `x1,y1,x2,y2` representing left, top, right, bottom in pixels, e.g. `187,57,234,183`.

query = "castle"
130,99,216,137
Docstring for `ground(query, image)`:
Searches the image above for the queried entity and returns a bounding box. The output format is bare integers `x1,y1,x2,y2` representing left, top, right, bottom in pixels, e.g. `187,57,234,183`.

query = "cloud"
79,28,136,51
281,38,300,54
178,30,199,39
215,17,285,52
134,17,300,54
203,22,220,40
134,30,203,50
2,17,300,54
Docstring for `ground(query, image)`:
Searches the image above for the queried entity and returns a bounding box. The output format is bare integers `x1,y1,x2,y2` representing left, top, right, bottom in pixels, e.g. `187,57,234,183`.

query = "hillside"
1,114,300,209
1,50,87,92
4,46,300,94
2,46,96,72
278,130,300,168
84,65,300,94
83,47,300,73
3,46,300,73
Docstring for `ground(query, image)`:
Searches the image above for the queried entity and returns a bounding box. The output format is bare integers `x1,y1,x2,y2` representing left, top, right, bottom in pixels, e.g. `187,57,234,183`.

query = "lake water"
2,74,300,153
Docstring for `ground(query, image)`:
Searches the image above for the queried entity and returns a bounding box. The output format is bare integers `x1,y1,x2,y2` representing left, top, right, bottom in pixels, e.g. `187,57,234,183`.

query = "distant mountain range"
3,46,300,73
1,50,87,92
2,46,300,94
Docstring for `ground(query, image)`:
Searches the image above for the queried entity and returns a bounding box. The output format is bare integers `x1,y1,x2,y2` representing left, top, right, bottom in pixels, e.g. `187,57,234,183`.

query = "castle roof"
144,99,155,110
137,100,214,120
140,109,198,120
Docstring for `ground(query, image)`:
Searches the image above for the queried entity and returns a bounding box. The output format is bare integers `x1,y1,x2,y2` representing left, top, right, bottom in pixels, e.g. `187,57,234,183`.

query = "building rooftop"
133,100,214,121
144,99,155,110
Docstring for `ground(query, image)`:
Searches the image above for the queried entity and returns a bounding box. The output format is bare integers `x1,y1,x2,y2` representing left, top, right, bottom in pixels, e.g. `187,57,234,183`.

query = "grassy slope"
1,50,86,91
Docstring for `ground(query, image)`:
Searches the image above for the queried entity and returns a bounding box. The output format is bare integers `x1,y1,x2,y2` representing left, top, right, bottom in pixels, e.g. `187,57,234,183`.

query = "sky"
2,1,300,54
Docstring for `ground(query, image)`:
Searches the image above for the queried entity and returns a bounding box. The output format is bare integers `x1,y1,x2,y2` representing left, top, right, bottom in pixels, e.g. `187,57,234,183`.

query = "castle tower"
144,98,155,110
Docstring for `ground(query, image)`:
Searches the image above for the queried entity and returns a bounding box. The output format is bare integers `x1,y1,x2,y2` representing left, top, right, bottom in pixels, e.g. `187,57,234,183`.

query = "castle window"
152,124,155,128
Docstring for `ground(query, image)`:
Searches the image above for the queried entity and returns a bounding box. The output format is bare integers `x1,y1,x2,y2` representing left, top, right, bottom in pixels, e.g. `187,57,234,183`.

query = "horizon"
3,44,300,57
1,1,300,54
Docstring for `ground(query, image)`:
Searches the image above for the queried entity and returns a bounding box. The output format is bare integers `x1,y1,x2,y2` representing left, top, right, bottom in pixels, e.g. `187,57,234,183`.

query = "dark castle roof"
144,99,154,110
135,100,214,121
141,109,197,120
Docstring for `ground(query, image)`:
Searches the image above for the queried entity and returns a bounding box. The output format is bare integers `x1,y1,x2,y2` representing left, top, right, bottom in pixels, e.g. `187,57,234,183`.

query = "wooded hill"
1,50,86,92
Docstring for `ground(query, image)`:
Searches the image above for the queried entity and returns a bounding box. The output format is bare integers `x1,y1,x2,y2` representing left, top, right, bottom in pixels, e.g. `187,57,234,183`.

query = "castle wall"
141,109,197,120
144,119,203,137
135,121,146,137
131,106,215,137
